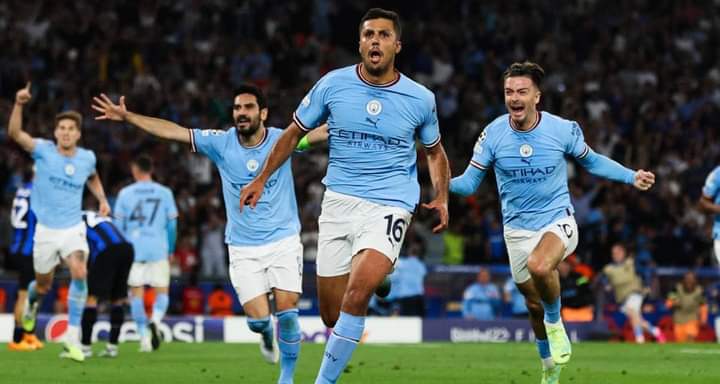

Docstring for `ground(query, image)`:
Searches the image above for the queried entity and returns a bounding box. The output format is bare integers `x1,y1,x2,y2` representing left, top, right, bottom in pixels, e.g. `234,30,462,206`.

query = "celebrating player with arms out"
239,8,450,384
450,62,655,384
8,82,111,362
92,85,312,384
114,155,178,352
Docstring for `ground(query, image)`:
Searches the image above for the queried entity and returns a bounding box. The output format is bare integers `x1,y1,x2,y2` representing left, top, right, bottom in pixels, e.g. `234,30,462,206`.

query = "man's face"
477,269,490,284
504,76,540,127
611,245,626,263
683,272,696,289
54,119,81,149
233,93,267,137
358,18,401,76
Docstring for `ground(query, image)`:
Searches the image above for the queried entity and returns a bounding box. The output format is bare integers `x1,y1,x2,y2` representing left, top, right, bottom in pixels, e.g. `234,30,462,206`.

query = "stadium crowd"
1,0,719,321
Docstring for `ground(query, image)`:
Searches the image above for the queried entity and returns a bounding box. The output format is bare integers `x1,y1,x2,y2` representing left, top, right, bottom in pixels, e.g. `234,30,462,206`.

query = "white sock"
66,325,80,345
542,357,555,369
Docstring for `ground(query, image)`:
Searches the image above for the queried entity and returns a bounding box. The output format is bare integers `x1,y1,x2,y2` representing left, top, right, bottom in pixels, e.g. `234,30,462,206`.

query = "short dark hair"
133,154,153,173
233,84,267,110
55,110,83,130
503,61,545,89
359,8,402,39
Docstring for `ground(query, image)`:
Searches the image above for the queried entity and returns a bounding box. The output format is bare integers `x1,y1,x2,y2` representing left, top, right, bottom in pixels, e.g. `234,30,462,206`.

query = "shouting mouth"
509,105,525,116
369,48,383,64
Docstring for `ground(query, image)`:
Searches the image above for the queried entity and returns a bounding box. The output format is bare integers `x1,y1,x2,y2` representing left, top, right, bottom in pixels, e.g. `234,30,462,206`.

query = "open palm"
92,94,128,121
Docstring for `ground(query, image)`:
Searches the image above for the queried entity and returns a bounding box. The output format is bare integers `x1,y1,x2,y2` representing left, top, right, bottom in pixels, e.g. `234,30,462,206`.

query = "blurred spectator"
666,271,707,342
200,211,227,278
174,236,199,277
144,287,156,315
0,287,6,313
207,284,234,317
559,260,594,322
602,243,665,343
503,276,528,319
485,216,506,263
502,277,528,318
391,244,427,316
443,221,464,265
54,282,68,314
462,268,501,320
182,275,204,315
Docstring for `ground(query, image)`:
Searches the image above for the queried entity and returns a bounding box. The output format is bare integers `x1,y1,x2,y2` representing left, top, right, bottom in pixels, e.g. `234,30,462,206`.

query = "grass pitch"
1,342,719,383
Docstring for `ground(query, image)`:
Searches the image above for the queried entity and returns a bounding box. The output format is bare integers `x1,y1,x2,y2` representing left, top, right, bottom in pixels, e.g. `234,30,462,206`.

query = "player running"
449,62,655,383
8,82,111,362
7,169,43,351
114,155,177,352
81,211,134,358
239,8,450,384
92,84,307,384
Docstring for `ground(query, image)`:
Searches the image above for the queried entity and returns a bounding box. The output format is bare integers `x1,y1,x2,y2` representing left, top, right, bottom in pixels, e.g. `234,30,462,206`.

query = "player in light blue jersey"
8,82,111,362
114,155,178,352
450,62,655,384
239,9,450,384
699,166,720,266
92,84,311,384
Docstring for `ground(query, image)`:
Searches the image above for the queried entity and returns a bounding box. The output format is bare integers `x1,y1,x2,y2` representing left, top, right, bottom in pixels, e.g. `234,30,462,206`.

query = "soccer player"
602,243,666,343
8,82,111,362
81,211,134,358
7,168,44,351
449,62,655,383
239,9,450,384
699,165,720,266
91,84,308,384
113,155,177,352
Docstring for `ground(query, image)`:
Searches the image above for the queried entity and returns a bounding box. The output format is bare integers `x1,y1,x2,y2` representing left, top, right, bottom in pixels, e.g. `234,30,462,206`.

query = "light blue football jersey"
114,180,178,262
702,166,720,239
31,139,97,228
293,64,441,212
471,111,589,231
190,126,300,246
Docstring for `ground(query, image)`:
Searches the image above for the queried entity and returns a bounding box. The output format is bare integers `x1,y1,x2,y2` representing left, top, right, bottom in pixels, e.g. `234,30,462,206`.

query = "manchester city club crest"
246,159,259,172
64,163,76,176
519,144,533,157
366,99,382,116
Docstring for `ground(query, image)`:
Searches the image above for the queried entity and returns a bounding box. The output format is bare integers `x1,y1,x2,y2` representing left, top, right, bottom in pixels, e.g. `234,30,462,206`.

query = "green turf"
1,342,719,383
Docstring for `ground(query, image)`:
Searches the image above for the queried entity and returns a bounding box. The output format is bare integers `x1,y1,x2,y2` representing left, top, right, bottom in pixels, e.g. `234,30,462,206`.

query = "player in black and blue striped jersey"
80,211,134,358
8,169,43,351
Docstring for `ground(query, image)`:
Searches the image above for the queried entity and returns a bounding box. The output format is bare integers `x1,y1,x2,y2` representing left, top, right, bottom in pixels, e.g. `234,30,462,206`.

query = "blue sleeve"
565,121,590,158
167,218,177,254
703,168,720,199
31,138,53,160
450,164,487,197
417,93,441,148
190,128,226,162
293,74,332,132
576,146,636,185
